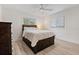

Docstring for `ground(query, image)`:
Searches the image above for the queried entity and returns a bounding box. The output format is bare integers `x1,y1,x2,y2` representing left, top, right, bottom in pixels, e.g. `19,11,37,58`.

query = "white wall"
36,13,51,29
51,6,79,44
1,6,28,41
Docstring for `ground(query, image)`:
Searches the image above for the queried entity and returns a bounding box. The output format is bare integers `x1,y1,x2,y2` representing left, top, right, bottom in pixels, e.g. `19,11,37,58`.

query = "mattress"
23,28,55,47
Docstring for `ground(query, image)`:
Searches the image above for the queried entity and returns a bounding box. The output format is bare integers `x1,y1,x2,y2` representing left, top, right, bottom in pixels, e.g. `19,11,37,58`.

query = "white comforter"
23,29,55,47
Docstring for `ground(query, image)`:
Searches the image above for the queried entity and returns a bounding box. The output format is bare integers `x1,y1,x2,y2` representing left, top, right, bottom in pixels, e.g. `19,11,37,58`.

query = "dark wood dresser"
0,22,12,55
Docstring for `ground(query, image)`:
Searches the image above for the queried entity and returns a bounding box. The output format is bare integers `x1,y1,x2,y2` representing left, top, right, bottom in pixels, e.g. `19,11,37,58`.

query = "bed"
22,25,55,54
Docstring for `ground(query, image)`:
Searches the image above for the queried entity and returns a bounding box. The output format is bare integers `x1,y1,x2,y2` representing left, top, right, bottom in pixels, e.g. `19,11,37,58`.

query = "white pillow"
24,27,37,30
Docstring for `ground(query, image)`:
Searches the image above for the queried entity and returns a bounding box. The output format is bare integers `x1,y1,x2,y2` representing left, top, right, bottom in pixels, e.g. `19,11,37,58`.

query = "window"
51,15,65,28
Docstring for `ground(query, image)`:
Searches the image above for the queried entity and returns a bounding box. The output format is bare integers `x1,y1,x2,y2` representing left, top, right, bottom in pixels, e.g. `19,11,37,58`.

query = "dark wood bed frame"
22,25,55,54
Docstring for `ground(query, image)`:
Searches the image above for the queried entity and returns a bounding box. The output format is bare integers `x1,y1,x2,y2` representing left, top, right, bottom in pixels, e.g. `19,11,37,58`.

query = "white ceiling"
1,4,78,15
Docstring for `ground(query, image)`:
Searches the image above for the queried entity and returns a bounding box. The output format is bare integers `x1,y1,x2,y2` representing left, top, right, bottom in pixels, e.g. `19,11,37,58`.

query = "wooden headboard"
22,25,37,32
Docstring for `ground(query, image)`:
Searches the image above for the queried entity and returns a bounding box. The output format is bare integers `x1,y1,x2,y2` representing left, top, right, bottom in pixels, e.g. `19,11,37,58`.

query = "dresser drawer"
0,27,11,35
0,22,12,55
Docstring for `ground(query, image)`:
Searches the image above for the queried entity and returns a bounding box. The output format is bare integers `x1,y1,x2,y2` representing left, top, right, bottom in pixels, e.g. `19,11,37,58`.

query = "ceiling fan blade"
43,8,53,11
39,4,53,11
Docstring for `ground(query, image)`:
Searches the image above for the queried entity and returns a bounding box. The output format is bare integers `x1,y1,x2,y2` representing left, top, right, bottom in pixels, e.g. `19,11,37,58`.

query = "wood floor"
12,38,79,55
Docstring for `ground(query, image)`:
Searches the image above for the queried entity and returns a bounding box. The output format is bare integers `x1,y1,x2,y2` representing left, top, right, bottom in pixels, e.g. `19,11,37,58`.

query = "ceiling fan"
39,4,53,11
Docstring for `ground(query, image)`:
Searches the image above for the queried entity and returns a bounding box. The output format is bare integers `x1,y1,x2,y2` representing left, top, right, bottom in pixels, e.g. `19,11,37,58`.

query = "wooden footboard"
23,36,55,54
